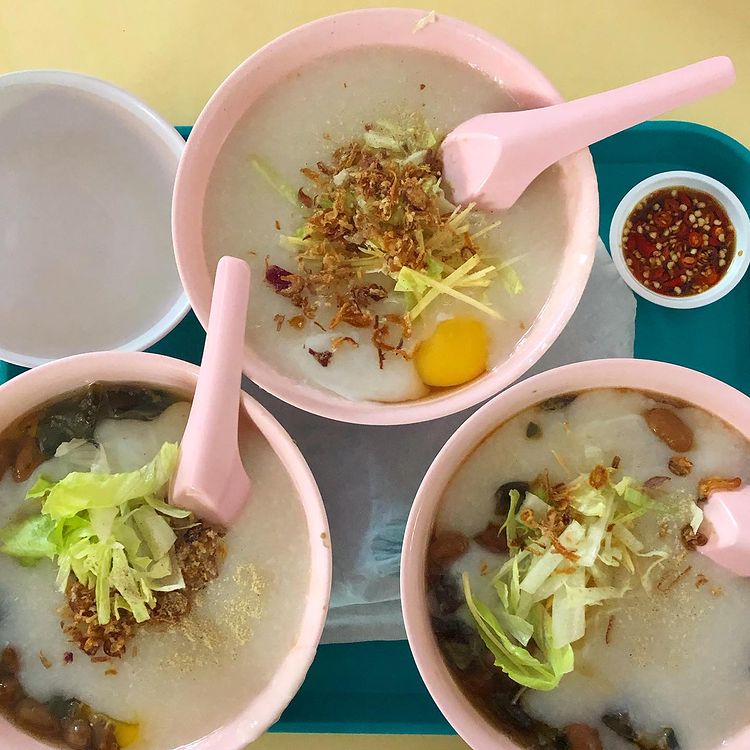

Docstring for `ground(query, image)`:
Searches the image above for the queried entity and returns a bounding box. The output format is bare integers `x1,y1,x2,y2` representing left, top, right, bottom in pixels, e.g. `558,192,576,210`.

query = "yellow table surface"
1,1,747,748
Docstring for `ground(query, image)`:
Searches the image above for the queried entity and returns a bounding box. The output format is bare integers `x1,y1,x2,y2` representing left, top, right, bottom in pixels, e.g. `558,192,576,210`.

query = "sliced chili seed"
654,211,673,228
650,267,664,280
622,186,734,298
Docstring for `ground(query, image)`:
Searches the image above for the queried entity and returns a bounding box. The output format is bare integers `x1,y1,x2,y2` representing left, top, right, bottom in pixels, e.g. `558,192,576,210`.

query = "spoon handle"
173,255,250,523
441,56,736,211
530,56,735,166
189,256,250,449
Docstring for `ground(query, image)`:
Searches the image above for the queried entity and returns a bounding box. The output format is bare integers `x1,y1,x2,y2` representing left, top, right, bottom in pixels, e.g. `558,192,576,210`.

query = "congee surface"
0,386,309,750
203,46,566,403
431,388,750,750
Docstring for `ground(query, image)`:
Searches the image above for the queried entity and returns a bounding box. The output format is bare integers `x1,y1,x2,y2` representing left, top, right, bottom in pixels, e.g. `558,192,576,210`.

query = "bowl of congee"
401,358,750,750
172,9,599,424
0,352,331,750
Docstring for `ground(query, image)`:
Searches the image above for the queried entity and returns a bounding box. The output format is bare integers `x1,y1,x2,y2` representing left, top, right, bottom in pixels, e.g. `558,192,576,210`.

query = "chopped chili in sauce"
622,186,737,297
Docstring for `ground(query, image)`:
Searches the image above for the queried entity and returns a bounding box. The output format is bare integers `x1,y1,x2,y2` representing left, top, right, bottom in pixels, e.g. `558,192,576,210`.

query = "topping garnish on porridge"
258,114,524,373
1,442,226,660
0,382,307,750
461,465,679,692
428,389,750,750
0,645,137,749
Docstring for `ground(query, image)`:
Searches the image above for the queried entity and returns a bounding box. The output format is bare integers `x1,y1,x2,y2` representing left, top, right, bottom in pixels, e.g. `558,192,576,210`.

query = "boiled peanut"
473,523,508,554
0,675,20,706
428,531,469,569
12,435,43,482
564,724,603,750
643,408,693,452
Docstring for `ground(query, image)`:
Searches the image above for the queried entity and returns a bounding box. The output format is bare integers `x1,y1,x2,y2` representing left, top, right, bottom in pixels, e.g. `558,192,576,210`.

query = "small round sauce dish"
609,170,750,308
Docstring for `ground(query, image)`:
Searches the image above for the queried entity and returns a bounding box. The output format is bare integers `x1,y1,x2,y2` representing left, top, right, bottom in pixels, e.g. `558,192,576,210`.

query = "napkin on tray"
244,239,636,643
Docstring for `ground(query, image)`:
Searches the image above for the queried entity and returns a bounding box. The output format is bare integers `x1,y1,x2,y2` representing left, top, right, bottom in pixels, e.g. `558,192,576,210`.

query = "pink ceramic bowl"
172,8,599,426
400,357,750,750
0,351,332,750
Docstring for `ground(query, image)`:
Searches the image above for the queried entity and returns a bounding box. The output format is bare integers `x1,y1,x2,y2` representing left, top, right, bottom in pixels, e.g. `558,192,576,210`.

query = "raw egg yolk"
415,317,488,387
114,721,141,747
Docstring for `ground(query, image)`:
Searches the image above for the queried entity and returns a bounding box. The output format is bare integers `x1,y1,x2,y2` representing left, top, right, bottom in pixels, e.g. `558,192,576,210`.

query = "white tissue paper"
243,239,636,643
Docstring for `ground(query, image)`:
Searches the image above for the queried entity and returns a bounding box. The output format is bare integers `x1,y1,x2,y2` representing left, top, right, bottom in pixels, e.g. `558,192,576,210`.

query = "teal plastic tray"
2,120,749,734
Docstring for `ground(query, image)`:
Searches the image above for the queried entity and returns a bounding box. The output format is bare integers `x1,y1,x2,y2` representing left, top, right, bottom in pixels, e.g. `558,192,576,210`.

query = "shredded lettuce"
0,442,184,625
425,255,446,278
463,468,676,689
363,130,402,151
368,118,438,153
392,252,524,321
689,502,704,534
395,263,503,321
131,506,176,561
498,265,524,295
0,515,57,563
500,488,522,547
143,494,191,519
54,438,110,474
464,574,573,691
260,114,523,327
249,155,301,207
35,443,178,520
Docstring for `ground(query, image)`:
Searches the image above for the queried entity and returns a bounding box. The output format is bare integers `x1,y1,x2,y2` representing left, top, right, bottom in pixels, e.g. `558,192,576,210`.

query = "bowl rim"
400,357,750,750
172,7,599,426
0,69,190,368
608,169,750,309
0,350,332,750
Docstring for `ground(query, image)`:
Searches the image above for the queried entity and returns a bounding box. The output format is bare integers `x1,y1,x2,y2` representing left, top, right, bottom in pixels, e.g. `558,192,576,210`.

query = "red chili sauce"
622,186,736,297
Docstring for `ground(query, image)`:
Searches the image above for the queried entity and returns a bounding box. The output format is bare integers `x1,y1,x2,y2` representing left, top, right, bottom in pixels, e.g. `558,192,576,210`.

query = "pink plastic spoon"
698,488,750,577
171,255,251,527
441,56,736,211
